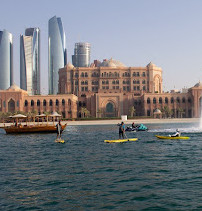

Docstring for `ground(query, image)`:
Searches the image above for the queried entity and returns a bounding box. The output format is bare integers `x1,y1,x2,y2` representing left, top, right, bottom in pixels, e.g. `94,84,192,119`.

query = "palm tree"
177,107,184,118
80,107,90,118
129,106,136,117
97,108,103,118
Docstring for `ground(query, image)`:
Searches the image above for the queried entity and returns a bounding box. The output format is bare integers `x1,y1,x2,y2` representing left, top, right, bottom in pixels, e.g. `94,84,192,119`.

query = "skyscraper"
0,30,13,90
20,28,40,95
48,16,67,94
72,42,91,67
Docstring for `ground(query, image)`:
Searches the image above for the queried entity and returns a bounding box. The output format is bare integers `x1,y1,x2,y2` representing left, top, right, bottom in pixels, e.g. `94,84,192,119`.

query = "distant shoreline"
64,118,200,126
0,118,200,128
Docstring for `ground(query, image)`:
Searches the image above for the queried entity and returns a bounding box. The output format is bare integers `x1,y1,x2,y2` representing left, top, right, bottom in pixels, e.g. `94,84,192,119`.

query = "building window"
142,72,146,77
24,100,28,107
137,86,140,90
153,98,156,104
17,101,19,107
49,100,53,106
62,99,65,106
165,97,168,104
37,100,40,106
159,97,162,104
177,97,180,103
85,87,88,91
134,86,136,91
143,86,146,91
56,99,59,106
147,98,150,104
31,100,34,106
142,80,146,84
43,100,46,106
116,86,119,89
171,97,174,104
182,98,186,103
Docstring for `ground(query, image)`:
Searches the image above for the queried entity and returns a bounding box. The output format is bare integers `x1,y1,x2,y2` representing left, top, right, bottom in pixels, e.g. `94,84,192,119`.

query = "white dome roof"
99,58,126,68
7,83,22,91
66,62,74,69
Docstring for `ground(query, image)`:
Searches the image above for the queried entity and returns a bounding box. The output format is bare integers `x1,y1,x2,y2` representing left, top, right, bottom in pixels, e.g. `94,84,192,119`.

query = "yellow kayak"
55,138,65,143
155,135,190,140
104,138,138,143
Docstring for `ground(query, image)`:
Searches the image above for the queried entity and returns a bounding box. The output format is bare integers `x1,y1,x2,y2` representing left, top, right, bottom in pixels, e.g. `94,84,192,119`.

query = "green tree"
177,107,184,118
129,106,136,117
80,107,90,118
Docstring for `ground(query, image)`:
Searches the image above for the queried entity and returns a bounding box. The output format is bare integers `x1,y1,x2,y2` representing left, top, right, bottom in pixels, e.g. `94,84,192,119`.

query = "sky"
1,0,202,94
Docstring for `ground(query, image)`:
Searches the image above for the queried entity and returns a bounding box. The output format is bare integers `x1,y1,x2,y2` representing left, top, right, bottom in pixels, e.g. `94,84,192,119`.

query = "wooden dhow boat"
2,113,67,134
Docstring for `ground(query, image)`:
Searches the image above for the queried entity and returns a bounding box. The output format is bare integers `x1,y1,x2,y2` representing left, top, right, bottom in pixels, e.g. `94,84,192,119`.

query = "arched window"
177,97,180,103
49,99,53,106
62,99,65,106
37,100,40,106
43,100,46,106
171,97,174,104
24,100,28,107
147,98,150,104
133,80,136,84
56,99,59,106
182,97,186,103
133,72,136,77
153,97,156,104
165,97,168,104
85,80,88,85
188,97,192,103
81,81,84,85
31,100,34,106
142,80,146,84
68,99,71,106
81,72,84,77
159,97,162,104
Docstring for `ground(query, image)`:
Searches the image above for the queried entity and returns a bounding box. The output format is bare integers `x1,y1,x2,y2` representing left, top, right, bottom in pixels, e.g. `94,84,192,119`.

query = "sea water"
0,123,202,210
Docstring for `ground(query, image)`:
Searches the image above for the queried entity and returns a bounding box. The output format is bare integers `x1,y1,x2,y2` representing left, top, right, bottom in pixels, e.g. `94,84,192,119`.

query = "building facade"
48,16,67,95
0,84,78,119
20,28,40,95
72,42,91,67
59,59,202,118
0,30,13,90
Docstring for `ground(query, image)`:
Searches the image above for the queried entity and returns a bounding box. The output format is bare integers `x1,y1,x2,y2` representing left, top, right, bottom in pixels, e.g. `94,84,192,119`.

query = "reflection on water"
0,123,202,210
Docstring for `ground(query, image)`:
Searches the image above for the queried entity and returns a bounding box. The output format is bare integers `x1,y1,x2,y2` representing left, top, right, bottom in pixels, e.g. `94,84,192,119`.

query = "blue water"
0,122,202,210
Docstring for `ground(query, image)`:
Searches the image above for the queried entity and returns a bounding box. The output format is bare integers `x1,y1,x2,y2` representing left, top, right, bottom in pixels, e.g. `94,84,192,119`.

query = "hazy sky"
1,0,202,94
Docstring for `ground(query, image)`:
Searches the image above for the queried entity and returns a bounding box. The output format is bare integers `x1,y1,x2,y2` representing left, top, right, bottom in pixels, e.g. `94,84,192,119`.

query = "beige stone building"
0,59,201,119
0,84,78,118
58,59,202,118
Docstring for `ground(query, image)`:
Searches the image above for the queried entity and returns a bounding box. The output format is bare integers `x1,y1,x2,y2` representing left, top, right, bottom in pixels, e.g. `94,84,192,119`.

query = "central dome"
99,58,126,68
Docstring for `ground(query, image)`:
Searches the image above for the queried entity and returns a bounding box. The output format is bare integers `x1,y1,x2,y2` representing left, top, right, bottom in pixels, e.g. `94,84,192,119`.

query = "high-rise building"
20,28,40,95
48,16,67,94
0,30,13,90
72,42,91,67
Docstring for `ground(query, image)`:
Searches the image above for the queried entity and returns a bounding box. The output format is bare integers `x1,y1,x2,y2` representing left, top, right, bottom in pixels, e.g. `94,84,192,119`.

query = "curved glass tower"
48,16,67,94
0,30,13,90
20,28,40,95
72,42,91,67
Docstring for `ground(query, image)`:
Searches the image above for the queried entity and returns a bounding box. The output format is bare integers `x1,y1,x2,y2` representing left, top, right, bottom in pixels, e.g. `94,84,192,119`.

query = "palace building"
58,59,202,118
0,59,201,119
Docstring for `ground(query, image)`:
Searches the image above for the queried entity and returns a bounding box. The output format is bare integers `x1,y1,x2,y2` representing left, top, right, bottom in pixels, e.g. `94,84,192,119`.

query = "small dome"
154,108,162,114
194,81,202,88
66,62,74,69
147,62,156,68
7,83,22,91
99,58,126,68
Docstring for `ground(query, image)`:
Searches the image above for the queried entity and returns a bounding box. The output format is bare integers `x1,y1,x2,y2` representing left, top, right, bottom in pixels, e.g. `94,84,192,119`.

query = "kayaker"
119,122,126,139
56,120,62,139
170,129,181,137
132,122,135,128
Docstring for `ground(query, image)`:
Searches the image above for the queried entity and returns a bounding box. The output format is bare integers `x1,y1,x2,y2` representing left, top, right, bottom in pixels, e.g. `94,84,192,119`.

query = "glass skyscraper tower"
0,30,13,90
72,42,91,67
48,16,67,94
20,28,40,95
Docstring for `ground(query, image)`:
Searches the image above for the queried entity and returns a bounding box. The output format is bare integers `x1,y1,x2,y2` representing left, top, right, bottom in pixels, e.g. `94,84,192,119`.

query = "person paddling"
169,129,181,137
119,122,126,139
56,120,62,139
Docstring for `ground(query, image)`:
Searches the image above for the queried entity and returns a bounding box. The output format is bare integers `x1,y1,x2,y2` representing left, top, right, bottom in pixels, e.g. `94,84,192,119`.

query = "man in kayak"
169,129,181,137
119,122,126,139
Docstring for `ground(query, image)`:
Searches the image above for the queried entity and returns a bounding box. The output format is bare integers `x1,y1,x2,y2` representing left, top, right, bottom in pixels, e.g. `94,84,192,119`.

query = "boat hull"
4,124,67,134
104,138,138,143
155,135,190,140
